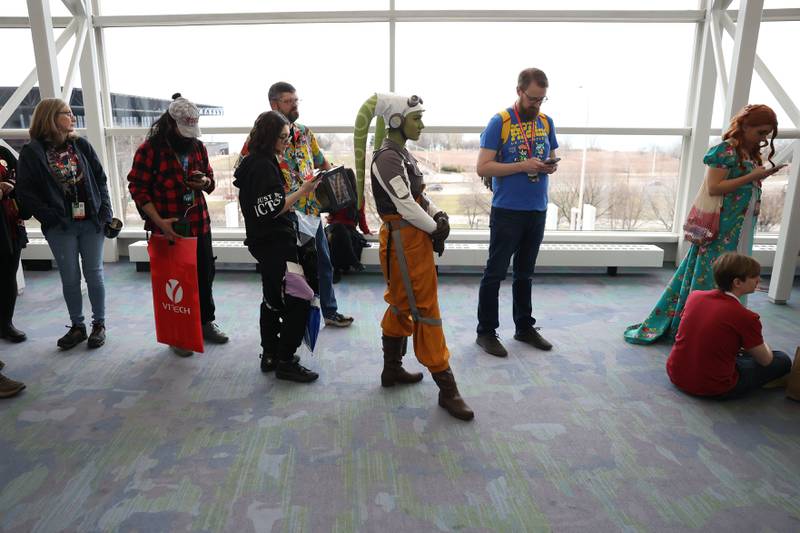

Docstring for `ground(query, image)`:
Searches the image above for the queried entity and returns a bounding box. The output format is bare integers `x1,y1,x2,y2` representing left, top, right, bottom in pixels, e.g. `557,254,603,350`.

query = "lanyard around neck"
512,103,537,157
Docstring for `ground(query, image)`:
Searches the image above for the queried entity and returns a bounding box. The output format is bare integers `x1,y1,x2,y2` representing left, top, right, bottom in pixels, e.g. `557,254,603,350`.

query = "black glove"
430,212,450,242
432,237,445,257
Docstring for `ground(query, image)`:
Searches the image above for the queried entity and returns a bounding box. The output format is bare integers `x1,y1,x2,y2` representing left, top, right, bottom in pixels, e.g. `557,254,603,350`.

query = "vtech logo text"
162,278,191,314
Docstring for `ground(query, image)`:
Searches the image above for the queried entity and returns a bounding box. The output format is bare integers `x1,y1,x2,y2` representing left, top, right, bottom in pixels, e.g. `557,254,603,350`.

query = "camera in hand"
104,217,123,239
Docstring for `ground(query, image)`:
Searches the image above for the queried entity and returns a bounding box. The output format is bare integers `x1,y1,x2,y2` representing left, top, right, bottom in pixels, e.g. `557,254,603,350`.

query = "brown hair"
517,68,549,91
247,111,290,157
29,98,76,145
713,252,761,292
722,104,778,170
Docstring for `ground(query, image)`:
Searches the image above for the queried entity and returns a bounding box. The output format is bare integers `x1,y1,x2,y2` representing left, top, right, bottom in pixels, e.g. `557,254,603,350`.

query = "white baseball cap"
168,93,201,138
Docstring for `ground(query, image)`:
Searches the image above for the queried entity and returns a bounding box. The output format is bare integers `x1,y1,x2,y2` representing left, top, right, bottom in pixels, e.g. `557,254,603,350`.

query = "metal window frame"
3,4,800,264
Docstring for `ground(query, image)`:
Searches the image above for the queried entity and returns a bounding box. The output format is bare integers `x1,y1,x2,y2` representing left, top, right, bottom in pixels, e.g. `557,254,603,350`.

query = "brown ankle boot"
787,347,800,401
431,367,474,421
381,335,423,387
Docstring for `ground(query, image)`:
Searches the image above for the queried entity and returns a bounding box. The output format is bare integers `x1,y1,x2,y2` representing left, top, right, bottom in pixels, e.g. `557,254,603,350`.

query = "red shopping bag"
148,234,204,353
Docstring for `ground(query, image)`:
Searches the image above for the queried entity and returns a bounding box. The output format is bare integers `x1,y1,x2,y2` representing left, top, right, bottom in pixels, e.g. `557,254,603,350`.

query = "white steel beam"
389,0,395,92
723,0,763,281
774,141,797,165
0,20,78,128
92,10,705,28
709,11,728,102
676,4,718,261
720,12,800,128
734,9,800,22
722,0,763,126
61,20,87,101
61,0,85,17
26,0,61,98
767,143,800,303
77,0,118,260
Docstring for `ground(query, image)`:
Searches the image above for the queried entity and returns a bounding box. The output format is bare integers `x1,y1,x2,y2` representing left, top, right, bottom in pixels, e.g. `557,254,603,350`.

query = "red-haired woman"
625,104,784,344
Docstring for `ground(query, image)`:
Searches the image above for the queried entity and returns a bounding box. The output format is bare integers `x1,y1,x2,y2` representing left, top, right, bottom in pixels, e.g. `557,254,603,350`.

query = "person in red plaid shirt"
127,94,228,356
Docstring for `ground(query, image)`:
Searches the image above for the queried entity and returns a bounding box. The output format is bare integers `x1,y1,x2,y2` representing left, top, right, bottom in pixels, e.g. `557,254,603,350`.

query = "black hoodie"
233,152,296,252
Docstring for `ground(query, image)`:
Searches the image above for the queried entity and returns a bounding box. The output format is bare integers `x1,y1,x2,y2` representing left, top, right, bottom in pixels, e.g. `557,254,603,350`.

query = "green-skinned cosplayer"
354,93,473,421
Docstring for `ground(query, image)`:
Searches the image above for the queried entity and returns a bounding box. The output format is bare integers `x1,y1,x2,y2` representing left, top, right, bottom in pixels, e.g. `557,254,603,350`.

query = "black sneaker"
275,360,319,383
514,327,553,351
260,353,299,373
57,324,87,350
87,322,106,349
476,333,508,357
202,322,229,344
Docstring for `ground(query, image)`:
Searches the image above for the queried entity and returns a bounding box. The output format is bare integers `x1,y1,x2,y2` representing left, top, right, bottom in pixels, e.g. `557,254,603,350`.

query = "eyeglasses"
57,111,75,117
522,93,548,104
278,97,301,106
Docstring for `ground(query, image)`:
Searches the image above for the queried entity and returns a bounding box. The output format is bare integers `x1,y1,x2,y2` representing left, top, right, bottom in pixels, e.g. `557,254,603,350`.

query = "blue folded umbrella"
303,298,321,352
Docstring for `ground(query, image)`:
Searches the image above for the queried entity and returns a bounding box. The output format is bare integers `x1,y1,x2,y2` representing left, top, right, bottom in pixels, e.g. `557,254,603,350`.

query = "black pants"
326,223,366,271
249,242,309,361
714,351,793,400
477,207,547,335
0,248,21,327
196,232,216,324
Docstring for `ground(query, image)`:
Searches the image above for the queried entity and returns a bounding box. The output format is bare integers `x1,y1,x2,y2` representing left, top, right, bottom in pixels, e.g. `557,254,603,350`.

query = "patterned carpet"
1,263,798,532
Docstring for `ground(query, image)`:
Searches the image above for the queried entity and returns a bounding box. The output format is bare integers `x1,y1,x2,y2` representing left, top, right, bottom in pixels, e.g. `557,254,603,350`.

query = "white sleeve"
423,195,441,218
372,160,437,234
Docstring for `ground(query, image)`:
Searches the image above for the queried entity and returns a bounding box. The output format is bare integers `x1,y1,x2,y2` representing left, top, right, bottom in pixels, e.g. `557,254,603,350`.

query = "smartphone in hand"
767,163,788,175
544,157,561,165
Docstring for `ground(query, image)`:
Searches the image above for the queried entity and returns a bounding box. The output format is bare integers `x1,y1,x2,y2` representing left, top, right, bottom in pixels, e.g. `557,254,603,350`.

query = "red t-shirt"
666,290,763,396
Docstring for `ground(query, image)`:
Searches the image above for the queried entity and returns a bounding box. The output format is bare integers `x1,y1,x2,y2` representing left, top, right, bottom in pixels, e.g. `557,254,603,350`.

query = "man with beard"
475,68,560,358
128,94,228,356
263,82,353,329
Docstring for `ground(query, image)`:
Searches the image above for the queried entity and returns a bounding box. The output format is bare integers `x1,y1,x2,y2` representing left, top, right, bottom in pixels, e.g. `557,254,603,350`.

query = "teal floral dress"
624,141,760,344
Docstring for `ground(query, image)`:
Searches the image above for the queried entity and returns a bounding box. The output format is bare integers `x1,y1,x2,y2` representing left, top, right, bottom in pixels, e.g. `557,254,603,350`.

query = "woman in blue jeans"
17,98,113,350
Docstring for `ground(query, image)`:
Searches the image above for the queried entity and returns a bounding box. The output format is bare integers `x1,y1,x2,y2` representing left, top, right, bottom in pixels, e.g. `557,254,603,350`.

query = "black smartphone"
544,157,561,165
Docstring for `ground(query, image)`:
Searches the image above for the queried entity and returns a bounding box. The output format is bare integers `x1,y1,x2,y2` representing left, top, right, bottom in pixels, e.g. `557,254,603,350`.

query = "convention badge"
182,190,195,205
71,201,86,220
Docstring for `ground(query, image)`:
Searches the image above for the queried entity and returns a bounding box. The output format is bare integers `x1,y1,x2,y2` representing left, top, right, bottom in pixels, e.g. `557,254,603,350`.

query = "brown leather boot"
381,336,423,387
787,347,800,402
431,367,474,421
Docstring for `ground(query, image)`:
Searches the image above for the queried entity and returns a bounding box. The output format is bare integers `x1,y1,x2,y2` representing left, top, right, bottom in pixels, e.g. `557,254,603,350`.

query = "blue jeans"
714,350,792,400
477,207,547,336
316,219,338,318
44,219,106,326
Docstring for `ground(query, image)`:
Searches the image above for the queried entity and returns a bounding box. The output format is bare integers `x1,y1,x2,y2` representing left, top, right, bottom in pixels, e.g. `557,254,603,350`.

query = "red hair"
722,104,778,170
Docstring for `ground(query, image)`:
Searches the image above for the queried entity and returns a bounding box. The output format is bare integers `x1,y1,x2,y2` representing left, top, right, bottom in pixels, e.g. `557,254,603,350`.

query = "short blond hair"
29,98,76,145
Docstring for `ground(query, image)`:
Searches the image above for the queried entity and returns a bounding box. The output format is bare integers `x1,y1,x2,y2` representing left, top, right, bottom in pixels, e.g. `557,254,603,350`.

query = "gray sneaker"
324,313,354,328
202,322,229,344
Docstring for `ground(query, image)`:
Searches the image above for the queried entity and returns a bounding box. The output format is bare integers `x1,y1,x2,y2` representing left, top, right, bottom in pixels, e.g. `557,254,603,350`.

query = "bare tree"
549,175,609,226
608,172,646,230
757,186,786,232
460,177,492,229
646,178,677,230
